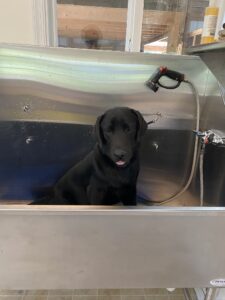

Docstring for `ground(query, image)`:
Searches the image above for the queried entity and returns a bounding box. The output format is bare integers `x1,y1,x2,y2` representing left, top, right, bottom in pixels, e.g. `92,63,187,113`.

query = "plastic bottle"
201,0,219,44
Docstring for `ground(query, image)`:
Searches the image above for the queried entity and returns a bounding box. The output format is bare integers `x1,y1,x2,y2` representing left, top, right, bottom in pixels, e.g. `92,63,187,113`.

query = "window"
57,0,128,51
183,0,209,48
54,0,225,53
141,0,189,54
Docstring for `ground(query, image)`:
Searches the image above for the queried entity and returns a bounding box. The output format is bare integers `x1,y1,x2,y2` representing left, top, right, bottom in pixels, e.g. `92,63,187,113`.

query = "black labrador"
31,107,147,205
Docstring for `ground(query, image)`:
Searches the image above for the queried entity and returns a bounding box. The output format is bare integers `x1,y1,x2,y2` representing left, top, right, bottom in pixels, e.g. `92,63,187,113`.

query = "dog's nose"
114,149,126,160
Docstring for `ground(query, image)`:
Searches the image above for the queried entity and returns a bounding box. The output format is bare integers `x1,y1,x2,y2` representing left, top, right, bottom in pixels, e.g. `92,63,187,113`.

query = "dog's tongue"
116,160,126,166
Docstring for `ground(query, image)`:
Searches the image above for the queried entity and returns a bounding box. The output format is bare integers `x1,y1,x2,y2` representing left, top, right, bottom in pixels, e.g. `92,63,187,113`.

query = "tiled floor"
0,289,197,300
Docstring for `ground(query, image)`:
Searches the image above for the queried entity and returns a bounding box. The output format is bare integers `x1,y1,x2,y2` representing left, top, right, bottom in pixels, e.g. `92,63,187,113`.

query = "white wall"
0,0,35,44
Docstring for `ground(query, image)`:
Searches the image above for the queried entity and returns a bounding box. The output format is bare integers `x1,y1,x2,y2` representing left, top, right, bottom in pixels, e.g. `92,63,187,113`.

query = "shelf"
186,42,225,88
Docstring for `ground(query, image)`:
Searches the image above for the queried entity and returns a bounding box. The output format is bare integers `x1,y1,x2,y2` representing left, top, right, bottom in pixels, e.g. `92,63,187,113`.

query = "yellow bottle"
201,0,219,44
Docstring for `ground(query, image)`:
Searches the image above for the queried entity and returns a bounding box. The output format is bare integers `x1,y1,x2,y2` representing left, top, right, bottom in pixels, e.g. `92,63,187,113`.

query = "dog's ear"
95,113,105,148
131,109,147,142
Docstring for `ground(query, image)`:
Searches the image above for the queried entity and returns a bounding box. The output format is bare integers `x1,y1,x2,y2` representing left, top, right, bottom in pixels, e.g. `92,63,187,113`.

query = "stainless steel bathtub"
0,44,225,289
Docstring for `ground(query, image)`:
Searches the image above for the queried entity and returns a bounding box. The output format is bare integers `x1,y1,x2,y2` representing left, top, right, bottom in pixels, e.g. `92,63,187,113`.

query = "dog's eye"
106,126,113,133
123,126,130,132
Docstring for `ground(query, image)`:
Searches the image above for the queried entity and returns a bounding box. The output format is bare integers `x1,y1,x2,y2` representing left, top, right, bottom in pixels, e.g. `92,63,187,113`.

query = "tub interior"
0,45,225,207
0,120,210,206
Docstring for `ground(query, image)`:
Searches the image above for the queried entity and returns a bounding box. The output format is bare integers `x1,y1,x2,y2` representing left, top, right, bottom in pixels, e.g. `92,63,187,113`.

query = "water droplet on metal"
23,105,30,112
26,136,34,144
153,142,159,150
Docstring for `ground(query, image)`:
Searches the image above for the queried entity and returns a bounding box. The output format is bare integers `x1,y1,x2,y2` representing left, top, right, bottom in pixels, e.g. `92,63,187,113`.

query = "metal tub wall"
0,206,225,289
0,44,224,205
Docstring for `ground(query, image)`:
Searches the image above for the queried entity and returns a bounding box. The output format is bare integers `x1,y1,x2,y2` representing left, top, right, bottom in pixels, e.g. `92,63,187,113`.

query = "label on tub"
210,279,225,287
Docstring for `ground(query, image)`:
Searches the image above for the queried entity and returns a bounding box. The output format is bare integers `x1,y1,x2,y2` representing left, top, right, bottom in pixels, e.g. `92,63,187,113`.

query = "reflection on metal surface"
0,207,225,289
0,44,225,205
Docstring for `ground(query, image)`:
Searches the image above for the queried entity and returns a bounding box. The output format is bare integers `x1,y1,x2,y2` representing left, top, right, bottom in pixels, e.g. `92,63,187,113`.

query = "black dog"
31,107,147,205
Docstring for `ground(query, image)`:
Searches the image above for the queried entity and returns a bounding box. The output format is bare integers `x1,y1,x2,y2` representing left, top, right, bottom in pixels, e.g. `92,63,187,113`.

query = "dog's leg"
54,184,89,205
87,187,107,205
87,183,107,205
121,186,137,206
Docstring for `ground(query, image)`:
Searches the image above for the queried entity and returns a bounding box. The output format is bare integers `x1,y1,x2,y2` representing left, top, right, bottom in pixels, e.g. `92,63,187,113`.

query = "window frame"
125,0,144,52
32,0,144,50
32,0,58,47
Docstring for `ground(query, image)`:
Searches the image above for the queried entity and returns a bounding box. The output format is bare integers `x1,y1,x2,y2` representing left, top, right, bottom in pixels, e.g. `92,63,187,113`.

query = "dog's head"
95,107,147,168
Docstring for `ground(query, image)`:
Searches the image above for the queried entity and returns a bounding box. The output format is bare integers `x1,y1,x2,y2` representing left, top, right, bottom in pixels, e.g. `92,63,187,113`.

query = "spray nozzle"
146,66,185,92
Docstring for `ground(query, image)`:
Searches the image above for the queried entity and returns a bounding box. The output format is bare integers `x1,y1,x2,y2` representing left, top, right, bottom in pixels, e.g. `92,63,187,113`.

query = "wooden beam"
57,4,127,40
58,20,126,40
57,4,127,22
167,12,186,52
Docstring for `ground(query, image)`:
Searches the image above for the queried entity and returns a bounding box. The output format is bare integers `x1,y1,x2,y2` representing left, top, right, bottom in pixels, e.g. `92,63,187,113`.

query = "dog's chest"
94,164,137,188
108,169,131,187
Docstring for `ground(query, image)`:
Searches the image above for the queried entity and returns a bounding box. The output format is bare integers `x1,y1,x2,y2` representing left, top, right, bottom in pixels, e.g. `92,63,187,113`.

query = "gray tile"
167,289,183,295
0,297,23,300
98,297,121,300
23,296,47,300
48,291,73,296
74,290,98,296
145,297,169,300
24,291,48,296
145,289,168,295
48,296,72,300
98,290,120,296
0,291,24,295
73,297,98,300
120,289,145,295
168,296,185,300
121,296,145,300
188,289,197,300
